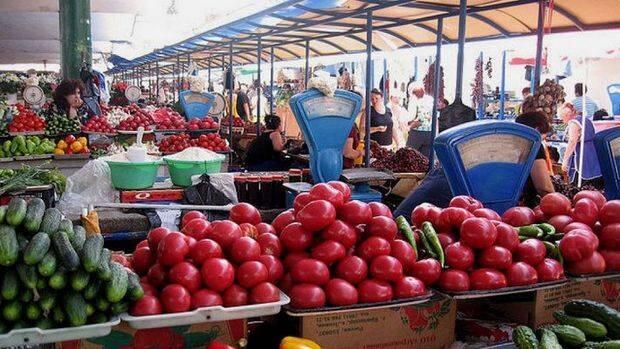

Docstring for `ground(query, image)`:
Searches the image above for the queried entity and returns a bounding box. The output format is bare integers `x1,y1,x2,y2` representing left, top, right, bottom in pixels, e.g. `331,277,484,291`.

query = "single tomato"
257,255,284,283
460,217,497,249
236,261,269,289
536,258,565,281
325,278,358,306
229,203,262,225
291,259,330,286
297,200,337,232
280,222,313,252
147,227,171,251
600,200,620,226
393,276,426,299
559,230,599,262
328,181,352,202
410,259,442,286
256,223,276,236
600,250,620,272
438,270,470,292
548,215,574,233
390,239,417,270
494,223,520,252
230,236,261,263
571,198,599,227
600,224,620,250
335,256,368,285
357,236,391,261
506,262,538,286
311,240,346,265
478,246,513,270
190,239,223,265
206,220,242,249
147,263,167,287
272,210,296,234
574,190,606,210
192,289,223,308
368,202,392,218
502,207,536,227
445,242,475,271
321,220,357,248
201,258,235,292
250,282,280,304
567,251,606,275
181,218,210,240
366,216,398,240
256,233,282,257
181,211,206,227
130,295,163,316
169,262,202,292
450,195,483,212
157,232,189,266
357,279,393,303
540,193,572,217
160,284,192,313
290,284,326,309
469,268,507,290
473,208,501,221
370,255,404,282
309,183,345,208
222,284,249,307
411,203,442,228
436,207,473,232
293,192,313,212
132,247,155,275
339,200,373,225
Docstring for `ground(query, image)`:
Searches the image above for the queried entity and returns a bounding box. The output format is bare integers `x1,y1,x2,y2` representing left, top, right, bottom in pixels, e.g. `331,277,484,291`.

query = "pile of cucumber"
514,299,620,349
0,197,143,333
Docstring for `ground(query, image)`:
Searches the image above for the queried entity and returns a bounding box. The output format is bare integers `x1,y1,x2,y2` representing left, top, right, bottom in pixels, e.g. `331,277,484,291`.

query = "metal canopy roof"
109,0,620,74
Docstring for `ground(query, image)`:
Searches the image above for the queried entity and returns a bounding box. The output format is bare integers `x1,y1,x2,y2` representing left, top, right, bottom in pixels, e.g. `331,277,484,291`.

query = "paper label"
457,134,533,170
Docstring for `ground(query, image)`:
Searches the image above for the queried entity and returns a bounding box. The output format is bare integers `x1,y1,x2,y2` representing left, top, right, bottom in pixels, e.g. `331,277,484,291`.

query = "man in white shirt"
407,84,434,156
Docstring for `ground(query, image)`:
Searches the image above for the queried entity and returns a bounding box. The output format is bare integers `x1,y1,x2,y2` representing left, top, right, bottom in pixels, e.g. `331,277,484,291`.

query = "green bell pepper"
34,145,45,155
9,140,18,153
3,140,10,153
25,140,36,154
30,136,41,146
14,135,25,147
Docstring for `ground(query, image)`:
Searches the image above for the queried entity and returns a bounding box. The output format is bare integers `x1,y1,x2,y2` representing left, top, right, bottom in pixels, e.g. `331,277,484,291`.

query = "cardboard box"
55,320,246,349
298,297,456,349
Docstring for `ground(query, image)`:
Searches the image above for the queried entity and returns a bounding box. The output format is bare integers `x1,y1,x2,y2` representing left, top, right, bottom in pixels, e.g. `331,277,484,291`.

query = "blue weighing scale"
179,90,216,120
594,126,620,199
434,120,542,214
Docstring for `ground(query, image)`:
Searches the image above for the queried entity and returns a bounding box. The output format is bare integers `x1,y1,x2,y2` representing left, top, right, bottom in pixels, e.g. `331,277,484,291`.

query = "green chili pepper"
544,233,565,242
422,222,445,267
418,228,437,259
543,241,563,264
518,225,544,238
395,216,418,255
537,223,556,236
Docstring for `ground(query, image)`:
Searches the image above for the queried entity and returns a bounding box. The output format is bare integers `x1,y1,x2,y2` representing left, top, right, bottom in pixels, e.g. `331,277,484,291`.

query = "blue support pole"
477,52,485,119
257,37,262,134
364,11,373,167
207,60,211,86
499,50,508,119
371,59,375,92
428,17,443,169
156,61,160,103
455,0,467,101
413,56,418,81
305,41,310,89
533,0,546,91
228,42,234,164
383,58,388,104
270,47,274,115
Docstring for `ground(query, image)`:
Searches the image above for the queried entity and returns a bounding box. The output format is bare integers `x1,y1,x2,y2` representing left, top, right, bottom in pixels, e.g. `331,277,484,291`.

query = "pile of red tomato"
221,118,245,127
187,117,219,131
158,133,229,153
8,104,45,133
153,108,187,130
82,116,115,134
129,203,284,316
274,182,428,309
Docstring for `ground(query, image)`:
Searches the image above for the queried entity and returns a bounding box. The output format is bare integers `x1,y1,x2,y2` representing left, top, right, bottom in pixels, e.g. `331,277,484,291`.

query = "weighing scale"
22,85,45,109
125,85,141,103
434,120,541,214
594,127,620,199
208,93,226,120
179,90,215,120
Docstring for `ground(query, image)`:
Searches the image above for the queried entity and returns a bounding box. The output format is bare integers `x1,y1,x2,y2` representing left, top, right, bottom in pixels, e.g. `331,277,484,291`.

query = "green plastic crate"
164,155,225,187
106,160,162,190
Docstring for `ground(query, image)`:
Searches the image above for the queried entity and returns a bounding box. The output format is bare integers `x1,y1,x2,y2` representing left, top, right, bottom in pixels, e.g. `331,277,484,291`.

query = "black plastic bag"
184,174,232,221
438,98,476,132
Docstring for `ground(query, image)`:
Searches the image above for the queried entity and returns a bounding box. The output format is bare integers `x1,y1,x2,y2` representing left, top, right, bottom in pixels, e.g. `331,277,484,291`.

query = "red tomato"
473,208,501,221
450,195,483,212
311,240,346,265
506,262,538,286
325,279,358,306
600,250,620,272
157,232,189,266
357,237,391,261
136,240,149,249
250,282,280,304
445,242,475,271
390,239,417,270
571,198,599,227
290,284,326,309
559,230,599,262
366,216,398,240
309,183,345,208
278,273,294,294
297,200,337,232
230,237,261,263
600,224,620,250
411,203,442,228
132,247,155,275
140,282,159,297
494,223,520,252
533,206,547,223
563,222,594,234
410,259,442,286
437,232,456,249
438,270,470,292
368,202,392,218
201,258,235,292
502,207,536,227
567,251,606,275
206,220,242,249
222,284,249,307
229,203,262,225
190,239,223,265
256,223,276,236
184,236,197,250
322,220,357,249
181,218,211,240
516,239,546,266
160,284,192,313
239,223,259,239
283,252,309,270
600,200,620,226
256,233,282,257
147,263,168,287
436,207,473,232
192,289,223,308
470,268,507,290
169,262,202,292
460,218,497,249
293,192,313,212
393,276,426,299
574,190,606,210
130,295,163,316
147,227,171,251
540,193,572,217
271,210,296,234
478,246,513,270
357,279,393,303
181,211,206,227
339,200,373,225
280,222,313,252
327,181,352,202
549,215,574,233
370,255,404,282
336,256,368,285
236,261,269,289
257,255,284,283
536,258,565,282
291,259,330,286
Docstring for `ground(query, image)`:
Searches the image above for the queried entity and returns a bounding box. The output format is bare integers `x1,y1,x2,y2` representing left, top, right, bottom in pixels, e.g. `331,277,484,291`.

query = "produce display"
158,133,229,154
53,135,89,156
44,113,81,136
82,116,116,134
423,62,445,100
0,119,8,137
153,108,186,130
187,117,219,131
471,56,484,110
0,166,66,195
522,79,565,121
552,176,599,201
1,135,55,158
0,197,141,333
104,107,131,127
371,147,430,173
116,105,154,132
8,104,45,133
244,121,264,135
221,118,245,127
513,299,620,349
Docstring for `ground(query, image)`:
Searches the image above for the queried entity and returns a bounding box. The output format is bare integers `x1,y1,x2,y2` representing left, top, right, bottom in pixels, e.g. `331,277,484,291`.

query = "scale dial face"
457,134,533,170
125,85,142,102
23,85,44,105
301,96,357,119
209,93,226,116
183,91,213,104
611,138,620,158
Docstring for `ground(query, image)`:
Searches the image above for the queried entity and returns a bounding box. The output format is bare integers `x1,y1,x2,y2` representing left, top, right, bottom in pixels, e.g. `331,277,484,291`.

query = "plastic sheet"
57,159,116,215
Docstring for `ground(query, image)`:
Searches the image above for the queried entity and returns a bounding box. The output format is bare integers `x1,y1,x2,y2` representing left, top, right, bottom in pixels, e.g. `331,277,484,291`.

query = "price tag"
301,96,356,119
457,134,533,170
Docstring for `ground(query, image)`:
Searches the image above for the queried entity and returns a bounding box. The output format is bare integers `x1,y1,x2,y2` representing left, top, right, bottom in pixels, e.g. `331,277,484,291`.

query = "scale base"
350,182,382,203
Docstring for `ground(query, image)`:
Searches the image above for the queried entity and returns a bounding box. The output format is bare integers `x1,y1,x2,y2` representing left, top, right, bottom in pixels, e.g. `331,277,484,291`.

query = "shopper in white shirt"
407,84,434,155
388,92,409,149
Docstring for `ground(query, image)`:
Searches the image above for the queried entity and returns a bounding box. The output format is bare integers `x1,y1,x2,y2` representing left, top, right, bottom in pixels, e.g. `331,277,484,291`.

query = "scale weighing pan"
289,89,362,183
434,120,541,214
208,92,226,118
594,126,620,200
179,90,215,119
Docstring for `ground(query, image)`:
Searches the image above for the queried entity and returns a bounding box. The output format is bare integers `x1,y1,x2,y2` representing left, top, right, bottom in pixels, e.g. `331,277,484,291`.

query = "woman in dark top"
245,114,286,171
343,124,362,169
369,89,394,147
46,79,89,123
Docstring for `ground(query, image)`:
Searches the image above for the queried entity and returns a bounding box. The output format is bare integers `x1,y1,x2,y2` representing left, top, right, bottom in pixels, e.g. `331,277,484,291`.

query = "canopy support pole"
455,0,467,100
383,58,388,104
428,17,443,169
156,62,160,104
533,0,546,91
577,58,588,188
257,37,262,134
270,47,275,115
364,11,373,167
228,42,234,165
499,50,508,119
207,59,211,86
477,52,484,119
305,41,310,89
59,0,91,79
176,56,181,103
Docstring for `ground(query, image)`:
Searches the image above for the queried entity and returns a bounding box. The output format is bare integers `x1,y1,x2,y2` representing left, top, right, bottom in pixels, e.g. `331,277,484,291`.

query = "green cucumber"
127,271,144,301
70,225,86,252
16,234,28,251
513,326,539,349
545,324,586,347
81,234,104,272
6,198,27,227
52,306,65,325
38,250,57,277
0,206,7,224
565,300,620,339
70,269,90,291
40,208,62,235
83,279,101,300
24,198,45,233
584,341,620,349
20,289,33,302
52,230,80,271
538,328,562,349
86,303,95,317
554,310,607,339
1,269,18,300
49,267,67,290
2,300,21,322
36,318,55,330
23,232,51,265
58,219,74,240
39,292,56,314
25,303,41,321
17,263,39,299
95,297,109,312
65,292,88,327
96,248,112,281
110,301,129,315
106,262,128,302
90,313,108,324
0,225,18,266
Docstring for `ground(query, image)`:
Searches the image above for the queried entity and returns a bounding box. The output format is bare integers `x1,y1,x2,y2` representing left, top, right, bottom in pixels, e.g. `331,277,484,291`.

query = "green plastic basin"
106,160,162,190
164,155,225,187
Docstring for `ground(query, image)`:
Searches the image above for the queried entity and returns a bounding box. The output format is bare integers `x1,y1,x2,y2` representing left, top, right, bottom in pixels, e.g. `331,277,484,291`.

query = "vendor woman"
245,114,286,171
49,79,88,122
368,89,397,148
393,111,555,218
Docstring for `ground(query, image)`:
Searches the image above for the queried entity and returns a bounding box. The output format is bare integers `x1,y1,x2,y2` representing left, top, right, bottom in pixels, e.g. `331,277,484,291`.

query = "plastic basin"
106,160,162,190
164,155,225,187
